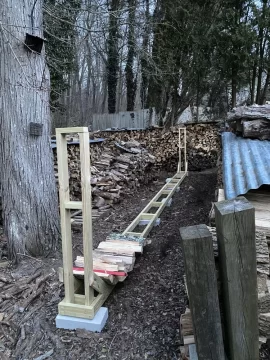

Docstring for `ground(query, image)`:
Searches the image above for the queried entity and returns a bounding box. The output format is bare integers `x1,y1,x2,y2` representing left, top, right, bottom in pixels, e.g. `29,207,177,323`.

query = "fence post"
180,224,225,360
215,197,259,360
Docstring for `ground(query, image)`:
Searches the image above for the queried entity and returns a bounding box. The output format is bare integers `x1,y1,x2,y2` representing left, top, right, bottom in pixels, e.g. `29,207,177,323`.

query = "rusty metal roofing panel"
222,132,270,200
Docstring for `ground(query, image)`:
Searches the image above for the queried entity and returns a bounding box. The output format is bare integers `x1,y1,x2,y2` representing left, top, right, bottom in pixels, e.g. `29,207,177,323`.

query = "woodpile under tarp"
227,104,270,140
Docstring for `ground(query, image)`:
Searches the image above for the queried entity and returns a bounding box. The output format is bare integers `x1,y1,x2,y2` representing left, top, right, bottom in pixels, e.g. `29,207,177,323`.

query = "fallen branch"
18,284,45,313
33,349,54,360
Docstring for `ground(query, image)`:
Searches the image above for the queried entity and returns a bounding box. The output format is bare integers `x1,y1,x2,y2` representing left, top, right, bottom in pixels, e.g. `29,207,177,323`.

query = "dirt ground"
0,171,268,360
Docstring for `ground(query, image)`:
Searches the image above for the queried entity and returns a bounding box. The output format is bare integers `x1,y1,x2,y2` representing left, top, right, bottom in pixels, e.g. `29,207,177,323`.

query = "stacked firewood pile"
53,139,157,216
52,124,220,215
0,125,220,224
94,123,220,171
186,124,220,170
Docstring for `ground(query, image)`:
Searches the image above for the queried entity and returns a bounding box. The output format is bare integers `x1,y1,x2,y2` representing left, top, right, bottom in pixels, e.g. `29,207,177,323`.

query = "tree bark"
260,68,270,105
140,0,150,109
250,60,257,105
125,0,137,111
256,0,268,105
0,0,60,261
231,66,237,108
107,0,120,114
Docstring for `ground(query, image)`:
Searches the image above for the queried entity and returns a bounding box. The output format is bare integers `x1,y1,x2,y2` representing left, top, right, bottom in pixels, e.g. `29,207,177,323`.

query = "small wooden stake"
180,224,225,360
178,127,181,172
215,197,259,360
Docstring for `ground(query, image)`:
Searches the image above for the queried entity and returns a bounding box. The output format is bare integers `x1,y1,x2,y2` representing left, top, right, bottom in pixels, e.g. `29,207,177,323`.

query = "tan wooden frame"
177,127,187,172
56,127,113,320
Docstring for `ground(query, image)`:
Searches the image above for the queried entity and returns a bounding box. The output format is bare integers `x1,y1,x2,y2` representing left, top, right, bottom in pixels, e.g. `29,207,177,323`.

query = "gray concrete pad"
56,307,108,332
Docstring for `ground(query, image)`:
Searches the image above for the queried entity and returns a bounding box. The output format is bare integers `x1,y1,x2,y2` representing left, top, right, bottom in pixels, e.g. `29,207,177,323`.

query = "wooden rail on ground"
123,127,187,238
56,127,113,320
56,126,188,320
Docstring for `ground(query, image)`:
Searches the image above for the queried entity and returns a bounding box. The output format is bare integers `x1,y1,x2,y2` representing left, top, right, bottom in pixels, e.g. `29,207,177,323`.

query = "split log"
259,313,270,337
180,309,193,337
257,274,268,295
242,119,270,140
258,294,270,314
98,241,142,253
94,196,106,208
228,104,270,121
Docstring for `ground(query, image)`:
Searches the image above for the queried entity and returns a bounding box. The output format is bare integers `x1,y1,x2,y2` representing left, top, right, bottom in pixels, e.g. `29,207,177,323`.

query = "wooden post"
79,131,94,305
178,127,181,172
56,130,74,303
180,224,225,360
178,127,187,173
184,128,187,172
56,127,113,320
215,197,259,360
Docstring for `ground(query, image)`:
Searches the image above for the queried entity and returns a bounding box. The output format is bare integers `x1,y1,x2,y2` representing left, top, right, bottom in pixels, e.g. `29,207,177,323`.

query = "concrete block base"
56,307,108,332
166,198,172,207
139,218,160,226
162,198,172,206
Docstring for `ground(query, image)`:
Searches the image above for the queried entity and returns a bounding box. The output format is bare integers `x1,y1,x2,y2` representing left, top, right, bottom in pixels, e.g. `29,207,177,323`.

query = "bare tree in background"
125,0,137,111
107,0,121,113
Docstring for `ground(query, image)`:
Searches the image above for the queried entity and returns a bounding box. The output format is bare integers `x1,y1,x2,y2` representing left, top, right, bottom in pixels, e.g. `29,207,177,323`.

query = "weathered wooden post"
215,197,259,360
180,224,225,360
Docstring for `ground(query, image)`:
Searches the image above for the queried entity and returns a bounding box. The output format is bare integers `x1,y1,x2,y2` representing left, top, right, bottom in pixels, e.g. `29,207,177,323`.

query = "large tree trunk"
260,68,270,105
107,0,120,114
242,119,270,140
231,66,237,108
0,0,60,261
125,0,137,111
140,0,150,109
250,60,257,105
256,0,268,105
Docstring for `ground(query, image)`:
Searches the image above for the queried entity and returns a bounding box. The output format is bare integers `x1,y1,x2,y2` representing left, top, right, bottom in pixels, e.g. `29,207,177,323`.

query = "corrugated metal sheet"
222,132,270,199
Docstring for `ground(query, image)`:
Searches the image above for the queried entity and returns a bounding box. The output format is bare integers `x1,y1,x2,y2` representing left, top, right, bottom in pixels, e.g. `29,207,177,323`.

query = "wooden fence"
92,109,156,131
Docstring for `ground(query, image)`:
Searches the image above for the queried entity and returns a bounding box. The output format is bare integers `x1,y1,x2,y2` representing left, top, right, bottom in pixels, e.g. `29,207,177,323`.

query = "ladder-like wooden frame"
122,127,188,238
56,126,187,319
56,127,113,320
